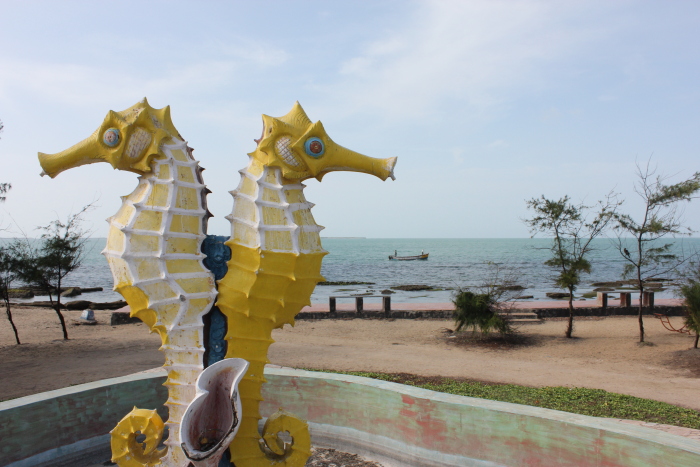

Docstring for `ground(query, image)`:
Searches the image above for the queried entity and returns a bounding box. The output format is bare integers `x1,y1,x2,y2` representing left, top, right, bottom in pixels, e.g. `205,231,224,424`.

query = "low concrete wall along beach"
0,370,168,466
2,367,699,466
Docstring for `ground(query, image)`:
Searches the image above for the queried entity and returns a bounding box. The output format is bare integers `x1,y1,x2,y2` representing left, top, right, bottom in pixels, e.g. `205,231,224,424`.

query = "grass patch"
306,370,700,430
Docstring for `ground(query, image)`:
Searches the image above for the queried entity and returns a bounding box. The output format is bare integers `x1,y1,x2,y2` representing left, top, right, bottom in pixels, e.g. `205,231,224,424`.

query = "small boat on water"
388,250,429,261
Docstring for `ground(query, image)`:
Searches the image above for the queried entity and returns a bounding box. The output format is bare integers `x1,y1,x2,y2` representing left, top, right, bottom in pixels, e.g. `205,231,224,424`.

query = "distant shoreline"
5,236,700,240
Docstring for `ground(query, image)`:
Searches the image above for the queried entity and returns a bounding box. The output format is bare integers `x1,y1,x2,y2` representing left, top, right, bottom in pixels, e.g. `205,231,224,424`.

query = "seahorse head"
250,102,397,182
38,98,178,178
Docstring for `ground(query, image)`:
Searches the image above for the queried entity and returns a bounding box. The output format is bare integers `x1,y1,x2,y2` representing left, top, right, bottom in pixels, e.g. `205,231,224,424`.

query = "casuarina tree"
0,183,9,202
525,194,619,338
0,247,21,344
613,161,700,343
13,205,93,340
679,281,700,349
0,184,21,344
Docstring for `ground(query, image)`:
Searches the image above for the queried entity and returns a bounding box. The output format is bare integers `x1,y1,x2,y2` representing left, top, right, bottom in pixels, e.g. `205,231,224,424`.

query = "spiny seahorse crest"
39,98,178,178
253,102,396,182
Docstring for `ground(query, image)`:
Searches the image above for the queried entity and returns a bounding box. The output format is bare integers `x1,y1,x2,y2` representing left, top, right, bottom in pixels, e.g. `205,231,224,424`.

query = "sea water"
317,237,699,303
8,237,700,305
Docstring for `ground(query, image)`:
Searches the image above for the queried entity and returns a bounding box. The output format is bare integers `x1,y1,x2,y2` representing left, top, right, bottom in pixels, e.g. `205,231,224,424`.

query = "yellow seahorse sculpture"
38,99,217,467
218,102,395,466
37,100,396,467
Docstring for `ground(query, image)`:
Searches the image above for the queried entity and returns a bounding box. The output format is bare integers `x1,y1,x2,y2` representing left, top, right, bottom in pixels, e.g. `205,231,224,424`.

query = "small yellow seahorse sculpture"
38,100,396,467
219,102,396,466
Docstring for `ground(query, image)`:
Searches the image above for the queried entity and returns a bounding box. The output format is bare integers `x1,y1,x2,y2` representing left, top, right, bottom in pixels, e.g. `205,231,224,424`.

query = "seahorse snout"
38,130,103,178
385,156,397,181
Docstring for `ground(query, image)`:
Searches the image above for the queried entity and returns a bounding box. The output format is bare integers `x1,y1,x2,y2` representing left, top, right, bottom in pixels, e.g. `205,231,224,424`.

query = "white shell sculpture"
180,358,249,467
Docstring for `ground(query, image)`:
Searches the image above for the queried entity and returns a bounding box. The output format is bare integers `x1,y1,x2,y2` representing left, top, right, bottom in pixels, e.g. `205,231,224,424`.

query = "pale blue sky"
1,1,699,238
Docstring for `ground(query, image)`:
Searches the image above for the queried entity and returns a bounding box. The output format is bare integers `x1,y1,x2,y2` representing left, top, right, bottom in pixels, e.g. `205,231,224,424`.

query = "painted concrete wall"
2,368,699,466
261,369,700,466
0,371,168,466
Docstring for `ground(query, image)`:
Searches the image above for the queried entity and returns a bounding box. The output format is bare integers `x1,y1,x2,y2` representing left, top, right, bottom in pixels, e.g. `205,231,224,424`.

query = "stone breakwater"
11,300,127,310
294,305,685,320
107,302,686,325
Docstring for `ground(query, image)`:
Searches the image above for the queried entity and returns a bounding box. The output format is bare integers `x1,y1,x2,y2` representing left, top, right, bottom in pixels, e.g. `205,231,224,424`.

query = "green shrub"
680,282,700,348
453,289,513,336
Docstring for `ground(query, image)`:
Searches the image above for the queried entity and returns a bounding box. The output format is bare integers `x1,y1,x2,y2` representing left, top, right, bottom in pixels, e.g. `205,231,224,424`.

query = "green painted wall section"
0,372,168,466
1,368,699,466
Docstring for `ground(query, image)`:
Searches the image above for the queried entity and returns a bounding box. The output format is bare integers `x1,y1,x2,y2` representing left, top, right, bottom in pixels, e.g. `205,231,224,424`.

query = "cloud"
217,38,290,67
0,58,240,108
487,140,509,149
0,35,290,109
540,106,561,121
451,147,465,165
322,0,618,120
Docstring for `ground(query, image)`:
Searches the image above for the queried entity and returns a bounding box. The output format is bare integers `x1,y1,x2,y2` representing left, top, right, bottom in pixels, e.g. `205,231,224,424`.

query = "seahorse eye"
103,128,121,147
304,137,325,158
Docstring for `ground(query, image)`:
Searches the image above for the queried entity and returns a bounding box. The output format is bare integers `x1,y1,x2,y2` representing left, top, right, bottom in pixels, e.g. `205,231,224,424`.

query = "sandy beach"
1,304,699,414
